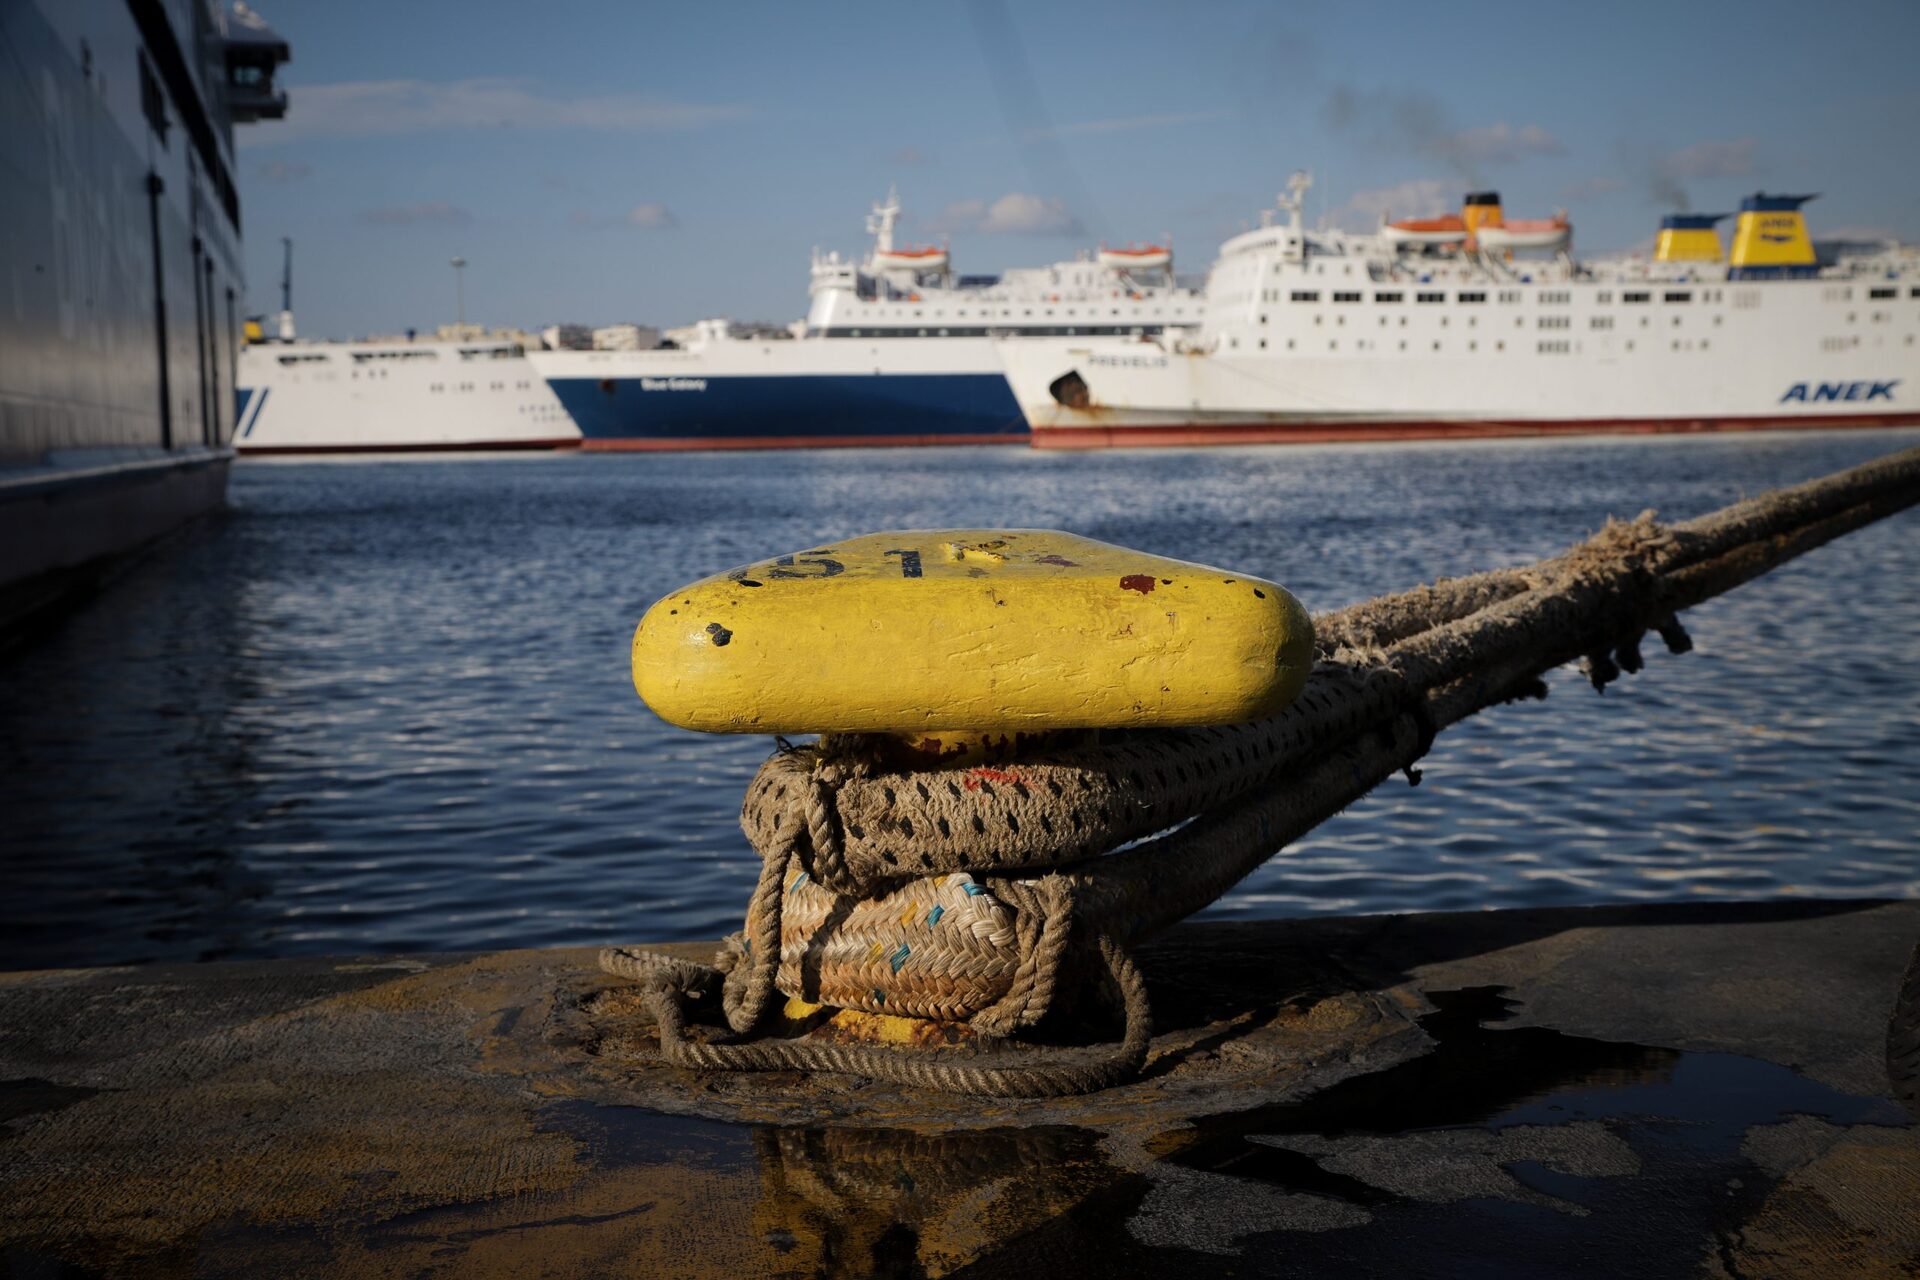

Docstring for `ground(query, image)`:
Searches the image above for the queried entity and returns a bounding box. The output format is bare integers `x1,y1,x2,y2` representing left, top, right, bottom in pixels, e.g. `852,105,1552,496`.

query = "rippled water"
3,430,1917,970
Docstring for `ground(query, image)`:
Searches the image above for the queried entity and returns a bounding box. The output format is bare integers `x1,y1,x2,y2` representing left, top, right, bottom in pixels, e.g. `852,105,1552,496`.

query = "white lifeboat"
1099,243,1172,271
871,245,949,273
1476,216,1572,252
1381,215,1468,247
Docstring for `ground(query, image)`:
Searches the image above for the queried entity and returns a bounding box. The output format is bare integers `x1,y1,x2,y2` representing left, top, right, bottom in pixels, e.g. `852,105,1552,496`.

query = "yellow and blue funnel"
1728,193,1817,279
1654,213,1727,263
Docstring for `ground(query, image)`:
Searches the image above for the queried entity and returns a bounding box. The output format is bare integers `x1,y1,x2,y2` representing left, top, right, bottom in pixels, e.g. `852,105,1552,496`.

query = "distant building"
659,319,799,347
541,324,594,351
592,323,663,351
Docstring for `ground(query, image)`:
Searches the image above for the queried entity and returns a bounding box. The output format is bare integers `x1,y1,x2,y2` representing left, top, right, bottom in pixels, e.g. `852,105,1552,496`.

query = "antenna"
276,236,295,340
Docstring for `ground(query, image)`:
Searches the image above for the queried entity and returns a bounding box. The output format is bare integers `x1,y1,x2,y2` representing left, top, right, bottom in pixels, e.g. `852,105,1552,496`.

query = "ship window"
1374,292,1403,303
1869,287,1896,299
1596,291,1612,304
276,353,328,365
1457,292,1485,303
1910,287,1920,298
1622,291,1650,303
1663,291,1692,303
1540,290,1571,305
1417,292,1444,303
1333,291,1361,303
1290,290,1319,302
1591,316,1614,330
1498,290,1521,303
1538,316,1570,329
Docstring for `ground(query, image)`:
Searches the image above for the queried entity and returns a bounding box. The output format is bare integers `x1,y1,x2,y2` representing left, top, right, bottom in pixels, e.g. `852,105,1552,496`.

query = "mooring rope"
600,443,1920,1095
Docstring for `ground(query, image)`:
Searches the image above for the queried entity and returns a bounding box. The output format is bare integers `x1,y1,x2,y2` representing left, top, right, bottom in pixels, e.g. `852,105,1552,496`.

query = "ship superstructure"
531,189,1203,450
995,173,1920,447
1,0,288,608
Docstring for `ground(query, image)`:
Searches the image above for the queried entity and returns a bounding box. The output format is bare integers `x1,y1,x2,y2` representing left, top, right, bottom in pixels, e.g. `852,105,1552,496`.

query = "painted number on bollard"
755,552,845,580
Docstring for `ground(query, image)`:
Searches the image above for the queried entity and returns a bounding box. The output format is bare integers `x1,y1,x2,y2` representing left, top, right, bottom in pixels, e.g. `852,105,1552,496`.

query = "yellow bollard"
631,529,1313,737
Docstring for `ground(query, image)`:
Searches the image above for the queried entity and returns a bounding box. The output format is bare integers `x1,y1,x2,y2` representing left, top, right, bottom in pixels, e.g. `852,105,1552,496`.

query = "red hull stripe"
579,434,1025,453
1031,412,1920,450
237,437,582,456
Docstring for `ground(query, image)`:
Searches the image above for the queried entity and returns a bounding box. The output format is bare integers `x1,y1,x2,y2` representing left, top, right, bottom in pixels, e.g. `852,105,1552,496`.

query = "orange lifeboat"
1381,215,1468,247
1476,215,1572,252
871,245,949,273
1098,243,1173,271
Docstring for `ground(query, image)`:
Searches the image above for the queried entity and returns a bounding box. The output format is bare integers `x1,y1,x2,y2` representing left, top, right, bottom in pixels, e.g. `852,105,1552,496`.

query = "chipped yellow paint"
632,529,1314,734
818,1006,975,1048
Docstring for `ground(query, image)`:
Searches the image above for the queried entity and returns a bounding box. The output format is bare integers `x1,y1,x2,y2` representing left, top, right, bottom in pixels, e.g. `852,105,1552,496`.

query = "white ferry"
236,321,578,455
529,189,1203,450
994,174,1920,447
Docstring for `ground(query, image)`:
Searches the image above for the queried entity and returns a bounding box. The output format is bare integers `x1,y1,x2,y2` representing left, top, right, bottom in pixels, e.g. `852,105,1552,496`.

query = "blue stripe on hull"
545,373,1028,443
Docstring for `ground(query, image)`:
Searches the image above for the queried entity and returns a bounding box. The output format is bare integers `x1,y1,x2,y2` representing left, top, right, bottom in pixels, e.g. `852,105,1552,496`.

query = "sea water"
3,429,1916,968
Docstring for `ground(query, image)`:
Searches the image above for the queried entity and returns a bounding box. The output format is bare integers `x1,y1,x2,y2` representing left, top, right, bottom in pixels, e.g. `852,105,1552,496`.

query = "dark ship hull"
0,0,285,617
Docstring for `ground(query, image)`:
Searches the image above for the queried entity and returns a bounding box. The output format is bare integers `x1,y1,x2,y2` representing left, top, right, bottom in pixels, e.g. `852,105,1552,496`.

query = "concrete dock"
3,900,1916,1277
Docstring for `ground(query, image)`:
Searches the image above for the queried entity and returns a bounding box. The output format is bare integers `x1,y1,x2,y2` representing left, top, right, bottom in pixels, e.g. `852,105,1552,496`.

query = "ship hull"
1,0,262,599
235,343,580,455
1032,412,1920,449
533,341,1029,451
997,276,1920,448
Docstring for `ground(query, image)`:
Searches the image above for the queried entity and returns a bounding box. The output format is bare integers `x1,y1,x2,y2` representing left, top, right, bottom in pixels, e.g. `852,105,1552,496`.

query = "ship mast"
1278,171,1311,263
277,236,295,340
866,185,901,257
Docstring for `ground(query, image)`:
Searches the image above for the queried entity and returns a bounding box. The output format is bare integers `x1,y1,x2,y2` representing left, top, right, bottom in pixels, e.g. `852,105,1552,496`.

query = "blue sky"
239,0,1920,339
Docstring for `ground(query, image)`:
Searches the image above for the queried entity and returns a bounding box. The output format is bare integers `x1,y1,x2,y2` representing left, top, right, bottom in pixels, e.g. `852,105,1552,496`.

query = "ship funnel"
1728,193,1818,279
1654,213,1728,263
1462,190,1503,247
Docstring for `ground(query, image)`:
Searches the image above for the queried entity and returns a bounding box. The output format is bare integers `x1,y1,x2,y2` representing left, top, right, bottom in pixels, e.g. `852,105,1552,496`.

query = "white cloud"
245,78,750,146
1329,179,1455,232
361,201,471,227
1817,225,1904,243
934,192,1083,236
568,203,678,230
625,203,675,229
1446,122,1565,166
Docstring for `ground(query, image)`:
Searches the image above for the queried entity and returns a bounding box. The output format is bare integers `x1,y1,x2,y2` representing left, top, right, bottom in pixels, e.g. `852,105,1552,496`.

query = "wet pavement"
2,900,1916,1278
